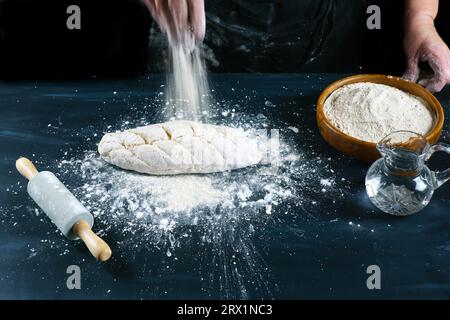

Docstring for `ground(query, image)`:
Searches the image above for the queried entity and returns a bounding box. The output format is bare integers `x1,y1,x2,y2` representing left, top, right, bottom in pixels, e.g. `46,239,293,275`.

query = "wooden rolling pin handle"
16,157,39,181
72,220,112,262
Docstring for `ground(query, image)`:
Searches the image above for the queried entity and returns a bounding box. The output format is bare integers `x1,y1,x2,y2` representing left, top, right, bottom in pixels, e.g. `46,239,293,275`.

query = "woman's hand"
403,12,450,93
144,0,205,49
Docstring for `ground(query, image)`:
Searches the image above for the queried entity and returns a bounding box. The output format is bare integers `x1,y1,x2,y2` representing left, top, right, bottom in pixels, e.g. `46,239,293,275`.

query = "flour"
2,105,352,299
320,178,333,187
288,126,299,133
324,82,434,143
53,113,349,237
165,45,210,120
61,136,289,218
1,81,355,298
71,157,229,213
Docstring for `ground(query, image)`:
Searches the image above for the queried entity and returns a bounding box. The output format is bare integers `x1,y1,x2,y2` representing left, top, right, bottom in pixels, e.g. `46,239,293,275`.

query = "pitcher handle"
427,143,450,189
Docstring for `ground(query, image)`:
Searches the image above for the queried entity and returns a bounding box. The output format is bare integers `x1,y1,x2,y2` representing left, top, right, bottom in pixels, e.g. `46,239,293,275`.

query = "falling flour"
324,82,434,143
165,45,210,120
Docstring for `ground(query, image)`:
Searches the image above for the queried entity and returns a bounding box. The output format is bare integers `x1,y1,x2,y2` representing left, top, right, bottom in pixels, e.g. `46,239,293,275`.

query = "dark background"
1,1,450,300
0,0,449,78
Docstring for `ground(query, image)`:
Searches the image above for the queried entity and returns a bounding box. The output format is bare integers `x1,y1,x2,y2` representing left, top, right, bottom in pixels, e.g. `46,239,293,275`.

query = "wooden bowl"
316,74,444,162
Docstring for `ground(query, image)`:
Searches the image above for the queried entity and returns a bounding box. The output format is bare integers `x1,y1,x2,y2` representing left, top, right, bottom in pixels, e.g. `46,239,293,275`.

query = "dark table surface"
1,74,450,300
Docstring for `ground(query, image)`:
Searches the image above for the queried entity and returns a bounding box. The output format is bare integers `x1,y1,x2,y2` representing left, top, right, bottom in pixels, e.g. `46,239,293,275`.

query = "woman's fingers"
168,0,189,44
419,77,447,93
144,0,205,47
147,0,158,12
157,0,179,43
422,54,450,92
145,0,172,41
417,46,450,92
403,57,420,82
188,0,206,41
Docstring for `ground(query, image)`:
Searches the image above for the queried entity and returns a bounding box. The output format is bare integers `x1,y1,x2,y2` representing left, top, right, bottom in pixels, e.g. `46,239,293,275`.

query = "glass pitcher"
365,131,450,216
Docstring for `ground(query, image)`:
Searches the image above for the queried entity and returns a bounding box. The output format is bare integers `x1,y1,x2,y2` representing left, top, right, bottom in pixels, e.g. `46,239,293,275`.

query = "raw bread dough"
98,121,262,175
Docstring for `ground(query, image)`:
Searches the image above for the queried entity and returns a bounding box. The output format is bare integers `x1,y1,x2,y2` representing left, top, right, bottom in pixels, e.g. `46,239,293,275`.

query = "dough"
98,121,262,175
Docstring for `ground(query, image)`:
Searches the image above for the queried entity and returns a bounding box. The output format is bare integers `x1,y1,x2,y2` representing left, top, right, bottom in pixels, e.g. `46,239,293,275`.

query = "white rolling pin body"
27,171,94,240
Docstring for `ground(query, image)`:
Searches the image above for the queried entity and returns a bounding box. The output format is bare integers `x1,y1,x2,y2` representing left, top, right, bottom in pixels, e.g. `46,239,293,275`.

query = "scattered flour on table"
324,82,434,143
288,126,299,133
2,98,351,299
59,140,300,220
52,116,347,248
320,178,333,187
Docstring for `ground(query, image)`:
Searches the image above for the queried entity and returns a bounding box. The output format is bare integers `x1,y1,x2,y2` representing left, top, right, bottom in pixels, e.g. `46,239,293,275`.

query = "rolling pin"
16,157,112,261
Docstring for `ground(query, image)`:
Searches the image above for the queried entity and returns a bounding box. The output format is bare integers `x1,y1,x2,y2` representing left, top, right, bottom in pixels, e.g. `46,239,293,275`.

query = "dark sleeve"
202,0,405,74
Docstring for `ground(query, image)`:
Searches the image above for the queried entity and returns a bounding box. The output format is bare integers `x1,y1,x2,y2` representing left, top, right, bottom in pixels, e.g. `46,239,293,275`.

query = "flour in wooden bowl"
324,82,434,143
